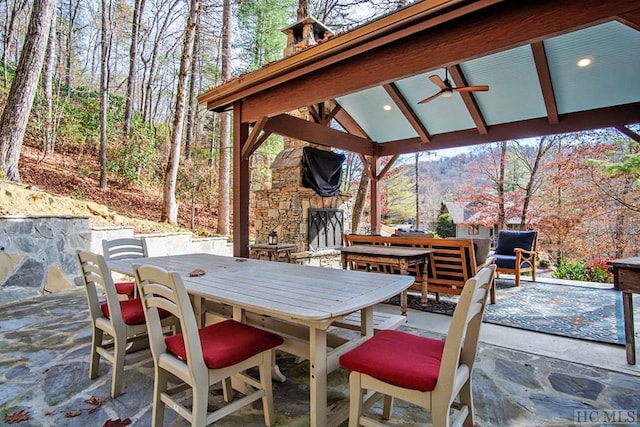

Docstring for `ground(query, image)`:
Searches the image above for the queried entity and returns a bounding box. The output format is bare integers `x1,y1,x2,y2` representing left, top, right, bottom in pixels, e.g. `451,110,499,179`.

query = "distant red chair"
102,238,148,298
340,265,495,427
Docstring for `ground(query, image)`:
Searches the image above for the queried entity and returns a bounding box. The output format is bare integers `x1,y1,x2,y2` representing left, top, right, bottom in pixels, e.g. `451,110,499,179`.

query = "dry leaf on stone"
85,395,104,407
65,409,82,417
103,418,132,427
4,409,30,423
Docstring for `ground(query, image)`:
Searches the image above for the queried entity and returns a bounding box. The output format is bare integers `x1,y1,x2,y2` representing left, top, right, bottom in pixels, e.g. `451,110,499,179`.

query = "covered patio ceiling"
198,0,640,256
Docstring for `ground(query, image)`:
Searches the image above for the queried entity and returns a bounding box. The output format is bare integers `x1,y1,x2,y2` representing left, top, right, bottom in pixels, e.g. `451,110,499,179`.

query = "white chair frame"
346,265,496,427
134,263,279,426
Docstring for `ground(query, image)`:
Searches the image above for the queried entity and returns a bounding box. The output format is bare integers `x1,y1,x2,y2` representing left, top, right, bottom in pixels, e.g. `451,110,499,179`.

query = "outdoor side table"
608,257,640,365
249,243,297,263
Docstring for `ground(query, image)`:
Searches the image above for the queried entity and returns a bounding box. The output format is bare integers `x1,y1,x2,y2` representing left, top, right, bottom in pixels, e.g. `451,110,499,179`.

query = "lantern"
268,230,278,245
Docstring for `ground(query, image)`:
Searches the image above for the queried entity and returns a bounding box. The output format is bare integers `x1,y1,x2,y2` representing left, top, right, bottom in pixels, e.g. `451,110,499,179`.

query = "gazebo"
198,0,640,257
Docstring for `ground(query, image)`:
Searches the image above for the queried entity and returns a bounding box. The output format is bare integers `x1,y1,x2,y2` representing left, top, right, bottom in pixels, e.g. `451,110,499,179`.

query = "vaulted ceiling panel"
335,86,418,142
459,46,547,126
396,71,476,135
545,21,640,114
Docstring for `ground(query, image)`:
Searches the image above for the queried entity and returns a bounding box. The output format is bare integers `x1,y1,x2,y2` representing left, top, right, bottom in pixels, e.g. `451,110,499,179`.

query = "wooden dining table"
340,245,433,314
608,257,640,365
108,253,413,427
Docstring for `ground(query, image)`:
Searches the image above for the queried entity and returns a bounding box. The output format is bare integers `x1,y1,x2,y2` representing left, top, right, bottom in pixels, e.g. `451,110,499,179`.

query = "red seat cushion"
100,299,171,325
339,329,445,392
114,281,135,298
164,319,284,369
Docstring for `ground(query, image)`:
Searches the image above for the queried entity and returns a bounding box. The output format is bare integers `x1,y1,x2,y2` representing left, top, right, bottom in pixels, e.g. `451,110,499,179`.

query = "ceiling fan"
418,67,489,104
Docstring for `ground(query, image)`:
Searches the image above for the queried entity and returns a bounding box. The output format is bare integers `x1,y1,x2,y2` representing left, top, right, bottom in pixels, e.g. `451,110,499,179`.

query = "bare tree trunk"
142,0,180,124
63,0,80,95
184,11,200,160
123,0,145,137
99,0,113,189
496,141,507,230
0,0,56,181
414,152,420,229
351,170,370,233
216,0,232,235
42,4,57,155
516,136,556,228
2,0,28,87
161,0,202,224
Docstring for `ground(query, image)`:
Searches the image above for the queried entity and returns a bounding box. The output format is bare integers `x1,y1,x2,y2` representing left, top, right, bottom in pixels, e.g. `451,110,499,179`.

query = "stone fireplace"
252,17,351,263
253,121,352,254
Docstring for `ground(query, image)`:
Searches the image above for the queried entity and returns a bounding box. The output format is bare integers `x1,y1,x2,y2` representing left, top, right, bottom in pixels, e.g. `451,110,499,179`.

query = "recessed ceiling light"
383,104,392,111
577,57,592,68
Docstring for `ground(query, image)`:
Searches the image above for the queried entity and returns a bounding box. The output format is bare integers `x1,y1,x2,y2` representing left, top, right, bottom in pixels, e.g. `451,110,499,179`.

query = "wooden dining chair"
339,265,496,427
102,237,148,298
133,263,284,427
77,250,172,398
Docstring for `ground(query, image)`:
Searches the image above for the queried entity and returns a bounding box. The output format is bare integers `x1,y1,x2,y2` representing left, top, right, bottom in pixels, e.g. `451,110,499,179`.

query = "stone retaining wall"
0,216,232,306
0,216,90,305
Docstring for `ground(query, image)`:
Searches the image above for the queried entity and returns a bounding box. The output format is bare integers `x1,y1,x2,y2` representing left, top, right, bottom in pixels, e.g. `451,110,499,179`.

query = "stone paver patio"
2,289,640,426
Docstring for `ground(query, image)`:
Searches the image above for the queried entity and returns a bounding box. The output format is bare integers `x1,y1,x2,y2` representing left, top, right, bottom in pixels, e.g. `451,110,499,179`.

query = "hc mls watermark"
574,409,638,424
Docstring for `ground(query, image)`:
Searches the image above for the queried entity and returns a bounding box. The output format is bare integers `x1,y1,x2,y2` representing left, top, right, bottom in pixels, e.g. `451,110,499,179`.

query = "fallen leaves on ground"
65,409,82,417
85,395,104,407
4,409,29,423
103,418,132,427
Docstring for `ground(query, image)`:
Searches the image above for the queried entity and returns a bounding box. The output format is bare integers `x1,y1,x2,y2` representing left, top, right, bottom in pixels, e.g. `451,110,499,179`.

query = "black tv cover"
302,146,346,197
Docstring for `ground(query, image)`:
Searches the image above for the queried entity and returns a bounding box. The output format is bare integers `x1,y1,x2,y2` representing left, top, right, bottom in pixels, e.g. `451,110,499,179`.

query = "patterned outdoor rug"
388,279,626,345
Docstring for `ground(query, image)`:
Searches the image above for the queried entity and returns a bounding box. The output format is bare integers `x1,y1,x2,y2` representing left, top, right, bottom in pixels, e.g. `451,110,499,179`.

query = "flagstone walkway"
1,289,640,426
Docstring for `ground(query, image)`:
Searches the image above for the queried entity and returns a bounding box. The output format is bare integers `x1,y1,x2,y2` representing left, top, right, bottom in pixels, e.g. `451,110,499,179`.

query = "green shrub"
436,213,455,238
552,259,612,283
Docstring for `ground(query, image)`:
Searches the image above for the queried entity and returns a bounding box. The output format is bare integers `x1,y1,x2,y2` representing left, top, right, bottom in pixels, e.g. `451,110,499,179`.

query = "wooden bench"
343,234,496,304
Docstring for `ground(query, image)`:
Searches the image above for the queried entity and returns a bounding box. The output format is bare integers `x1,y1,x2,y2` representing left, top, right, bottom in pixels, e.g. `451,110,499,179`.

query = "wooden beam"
530,42,559,125
199,0,499,110
616,125,640,142
238,0,639,122
448,65,488,134
263,113,376,155
232,103,250,258
618,10,640,30
241,116,270,159
325,103,341,124
383,83,431,142
370,158,381,234
358,154,374,180
377,155,400,181
333,104,370,139
307,104,321,123
376,103,640,156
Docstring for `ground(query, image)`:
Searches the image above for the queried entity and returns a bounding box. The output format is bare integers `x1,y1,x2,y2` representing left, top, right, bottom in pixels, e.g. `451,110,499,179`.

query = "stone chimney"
281,16,334,56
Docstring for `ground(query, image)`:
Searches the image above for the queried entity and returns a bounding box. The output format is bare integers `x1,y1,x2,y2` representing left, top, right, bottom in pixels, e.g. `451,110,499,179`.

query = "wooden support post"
233,102,250,258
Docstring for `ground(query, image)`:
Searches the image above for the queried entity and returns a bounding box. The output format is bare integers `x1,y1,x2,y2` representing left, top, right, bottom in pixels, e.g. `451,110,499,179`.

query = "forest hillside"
2,144,213,235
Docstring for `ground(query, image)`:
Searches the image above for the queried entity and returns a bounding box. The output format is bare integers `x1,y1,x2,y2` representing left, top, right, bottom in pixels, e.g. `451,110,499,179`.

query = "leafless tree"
123,0,146,137
161,0,202,224
0,0,56,181
99,0,113,189
41,3,57,155
512,135,557,229
216,0,231,235
2,0,28,87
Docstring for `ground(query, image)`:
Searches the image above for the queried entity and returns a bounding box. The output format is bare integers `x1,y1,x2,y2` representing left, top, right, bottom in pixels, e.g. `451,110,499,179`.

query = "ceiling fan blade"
418,90,443,104
428,74,448,90
454,85,490,93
